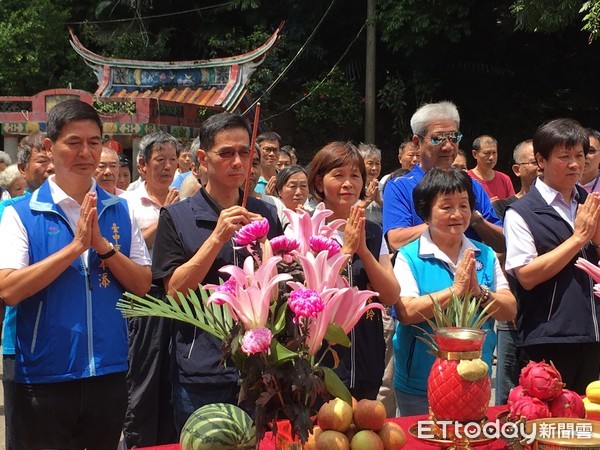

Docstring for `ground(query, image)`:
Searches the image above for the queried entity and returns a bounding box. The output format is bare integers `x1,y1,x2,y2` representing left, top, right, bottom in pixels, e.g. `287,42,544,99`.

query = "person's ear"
472,149,478,159
198,149,208,169
411,134,420,149
511,163,520,178
43,138,53,159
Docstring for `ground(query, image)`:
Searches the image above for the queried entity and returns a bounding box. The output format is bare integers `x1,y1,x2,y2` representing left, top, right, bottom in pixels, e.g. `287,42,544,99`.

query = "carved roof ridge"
68,22,283,70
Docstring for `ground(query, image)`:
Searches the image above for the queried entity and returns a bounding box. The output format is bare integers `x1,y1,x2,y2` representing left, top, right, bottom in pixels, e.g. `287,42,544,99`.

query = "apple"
317,398,353,432
378,422,406,450
353,399,387,431
316,430,350,450
350,429,384,450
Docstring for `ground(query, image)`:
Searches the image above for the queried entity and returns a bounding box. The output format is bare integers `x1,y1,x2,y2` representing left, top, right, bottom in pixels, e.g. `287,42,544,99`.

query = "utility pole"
364,0,376,143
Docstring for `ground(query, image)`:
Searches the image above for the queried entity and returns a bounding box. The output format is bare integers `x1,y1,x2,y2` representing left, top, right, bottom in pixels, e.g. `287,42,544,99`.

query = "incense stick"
242,102,261,208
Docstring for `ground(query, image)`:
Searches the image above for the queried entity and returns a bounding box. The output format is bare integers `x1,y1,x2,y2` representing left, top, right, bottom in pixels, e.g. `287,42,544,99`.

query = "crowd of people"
0,98,599,449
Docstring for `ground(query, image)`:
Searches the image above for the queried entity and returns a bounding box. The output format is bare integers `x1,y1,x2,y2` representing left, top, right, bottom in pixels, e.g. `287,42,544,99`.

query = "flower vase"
427,327,491,423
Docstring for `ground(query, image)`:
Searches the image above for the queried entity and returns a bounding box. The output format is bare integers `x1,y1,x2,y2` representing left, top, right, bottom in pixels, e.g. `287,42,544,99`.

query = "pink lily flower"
288,285,381,355
283,203,345,254
575,257,600,297
205,255,292,329
287,250,350,294
326,287,383,333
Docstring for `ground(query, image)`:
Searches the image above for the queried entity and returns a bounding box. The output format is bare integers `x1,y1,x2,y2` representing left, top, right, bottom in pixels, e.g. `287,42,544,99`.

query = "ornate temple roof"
69,24,282,111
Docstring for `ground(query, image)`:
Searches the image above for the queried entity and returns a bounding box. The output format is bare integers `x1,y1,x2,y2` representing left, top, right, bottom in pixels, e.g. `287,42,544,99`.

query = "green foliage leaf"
322,366,352,405
267,339,299,366
117,285,234,341
323,323,351,347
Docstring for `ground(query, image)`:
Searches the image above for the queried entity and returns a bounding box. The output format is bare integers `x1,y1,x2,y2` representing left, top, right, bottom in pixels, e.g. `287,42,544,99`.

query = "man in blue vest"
0,131,53,450
0,99,152,449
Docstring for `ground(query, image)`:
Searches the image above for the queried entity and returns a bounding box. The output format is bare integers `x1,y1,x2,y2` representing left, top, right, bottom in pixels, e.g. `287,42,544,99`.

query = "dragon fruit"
548,389,586,418
507,385,527,408
519,360,564,401
509,396,551,421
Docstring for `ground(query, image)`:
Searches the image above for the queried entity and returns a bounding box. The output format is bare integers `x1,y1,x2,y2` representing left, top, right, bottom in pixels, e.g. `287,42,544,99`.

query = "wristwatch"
99,242,117,260
470,210,484,227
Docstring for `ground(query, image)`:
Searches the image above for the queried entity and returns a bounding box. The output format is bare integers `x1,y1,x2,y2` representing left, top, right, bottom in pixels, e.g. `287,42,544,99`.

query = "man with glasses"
493,140,537,220
580,128,600,193
151,113,282,432
468,135,515,202
255,131,282,194
383,101,504,252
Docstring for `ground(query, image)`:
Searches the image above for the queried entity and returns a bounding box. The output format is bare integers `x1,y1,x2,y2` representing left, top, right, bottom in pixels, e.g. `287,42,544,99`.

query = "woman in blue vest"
392,168,516,416
308,141,400,400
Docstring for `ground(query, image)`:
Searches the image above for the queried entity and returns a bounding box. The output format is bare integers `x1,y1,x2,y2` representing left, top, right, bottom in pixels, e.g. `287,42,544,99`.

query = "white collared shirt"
504,178,580,275
120,181,162,258
394,228,508,298
0,176,150,271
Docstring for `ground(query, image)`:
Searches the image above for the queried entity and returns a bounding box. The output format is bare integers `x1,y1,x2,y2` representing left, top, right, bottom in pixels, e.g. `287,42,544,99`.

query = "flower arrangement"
117,203,383,444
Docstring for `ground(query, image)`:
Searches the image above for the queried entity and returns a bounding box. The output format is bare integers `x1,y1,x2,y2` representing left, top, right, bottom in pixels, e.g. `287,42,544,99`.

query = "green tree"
511,0,600,41
295,67,363,150
0,0,72,94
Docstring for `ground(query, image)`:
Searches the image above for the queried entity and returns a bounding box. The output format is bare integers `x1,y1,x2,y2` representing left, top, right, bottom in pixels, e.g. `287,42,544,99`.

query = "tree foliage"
0,0,72,95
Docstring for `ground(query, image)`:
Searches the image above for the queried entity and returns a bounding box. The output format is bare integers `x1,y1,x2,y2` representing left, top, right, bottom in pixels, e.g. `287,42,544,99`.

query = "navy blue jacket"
152,190,282,384
508,185,600,347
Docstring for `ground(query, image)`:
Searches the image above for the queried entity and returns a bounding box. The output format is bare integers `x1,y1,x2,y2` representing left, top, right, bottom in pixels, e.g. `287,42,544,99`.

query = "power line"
261,20,367,123
241,0,337,116
67,2,234,25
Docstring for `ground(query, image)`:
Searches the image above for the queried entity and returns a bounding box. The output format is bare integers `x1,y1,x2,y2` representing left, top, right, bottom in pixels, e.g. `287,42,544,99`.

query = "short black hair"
118,154,130,168
414,168,475,222
276,165,308,194
256,131,282,145
199,113,251,152
46,99,102,142
533,118,589,160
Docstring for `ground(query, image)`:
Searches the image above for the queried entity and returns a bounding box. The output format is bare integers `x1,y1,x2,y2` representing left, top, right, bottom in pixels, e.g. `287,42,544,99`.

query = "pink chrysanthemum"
309,236,341,258
288,288,325,321
270,235,300,254
210,278,236,305
234,218,270,246
241,327,273,355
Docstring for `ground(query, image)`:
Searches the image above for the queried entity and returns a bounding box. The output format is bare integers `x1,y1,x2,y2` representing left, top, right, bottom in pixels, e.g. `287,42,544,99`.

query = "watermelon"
180,403,256,450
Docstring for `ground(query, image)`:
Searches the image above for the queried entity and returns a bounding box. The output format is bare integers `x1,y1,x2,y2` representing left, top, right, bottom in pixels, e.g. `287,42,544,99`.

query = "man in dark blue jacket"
152,112,282,432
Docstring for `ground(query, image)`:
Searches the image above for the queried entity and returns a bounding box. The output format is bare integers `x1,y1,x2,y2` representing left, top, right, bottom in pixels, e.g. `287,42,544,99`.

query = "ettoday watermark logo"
417,419,594,444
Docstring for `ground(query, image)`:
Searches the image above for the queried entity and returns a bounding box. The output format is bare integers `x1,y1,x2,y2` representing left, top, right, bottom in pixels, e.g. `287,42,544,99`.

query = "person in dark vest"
307,141,400,401
504,118,600,395
152,113,283,432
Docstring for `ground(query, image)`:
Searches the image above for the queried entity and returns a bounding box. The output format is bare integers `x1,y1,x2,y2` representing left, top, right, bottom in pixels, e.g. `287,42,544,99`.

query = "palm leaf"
117,285,234,341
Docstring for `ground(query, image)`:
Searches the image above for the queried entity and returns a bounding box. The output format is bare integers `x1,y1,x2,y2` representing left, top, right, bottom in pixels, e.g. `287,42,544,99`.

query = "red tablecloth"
258,404,510,449
142,405,511,450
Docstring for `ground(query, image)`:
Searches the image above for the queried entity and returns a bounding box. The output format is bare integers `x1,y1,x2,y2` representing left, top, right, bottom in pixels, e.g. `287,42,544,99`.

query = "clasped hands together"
574,192,600,247
74,192,113,255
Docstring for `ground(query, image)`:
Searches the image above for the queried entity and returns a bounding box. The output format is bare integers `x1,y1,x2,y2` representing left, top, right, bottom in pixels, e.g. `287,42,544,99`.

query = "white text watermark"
417,420,594,444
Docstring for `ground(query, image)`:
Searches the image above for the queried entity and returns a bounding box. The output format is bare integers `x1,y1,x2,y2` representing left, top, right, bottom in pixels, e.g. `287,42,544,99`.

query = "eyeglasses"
419,131,463,145
212,149,251,159
261,146,280,155
588,148,598,155
517,160,537,166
